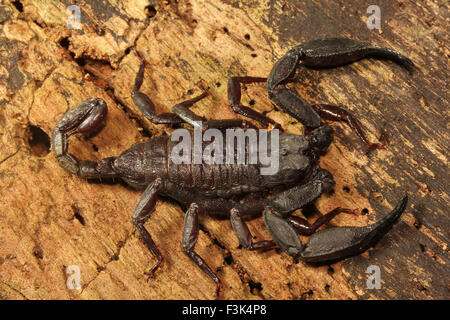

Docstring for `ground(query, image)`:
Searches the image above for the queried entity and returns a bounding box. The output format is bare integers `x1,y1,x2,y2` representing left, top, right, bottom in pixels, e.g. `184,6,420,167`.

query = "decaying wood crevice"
0,0,448,299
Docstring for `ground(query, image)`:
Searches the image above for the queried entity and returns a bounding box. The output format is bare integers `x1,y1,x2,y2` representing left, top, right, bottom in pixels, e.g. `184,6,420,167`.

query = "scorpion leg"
132,61,183,124
133,59,212,125
170,81,210,129
171,82,256,130
133,62,255,130
287,207,358,236
310,104,385,149
170,76,271,131
133,55,246,130
182,203,221,298
203,119,258,130
228,76,281,128
132,178,165,277
230,208,276,251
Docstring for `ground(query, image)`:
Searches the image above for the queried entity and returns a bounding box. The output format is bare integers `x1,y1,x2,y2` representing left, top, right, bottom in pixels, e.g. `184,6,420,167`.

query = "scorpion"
52,38,411,298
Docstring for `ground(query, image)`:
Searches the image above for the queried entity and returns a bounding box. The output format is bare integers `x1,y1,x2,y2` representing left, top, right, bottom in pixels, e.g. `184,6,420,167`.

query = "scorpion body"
52,38,412,298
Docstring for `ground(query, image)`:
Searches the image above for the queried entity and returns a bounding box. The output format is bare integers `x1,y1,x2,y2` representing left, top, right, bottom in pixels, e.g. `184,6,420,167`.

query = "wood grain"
0,0,448,299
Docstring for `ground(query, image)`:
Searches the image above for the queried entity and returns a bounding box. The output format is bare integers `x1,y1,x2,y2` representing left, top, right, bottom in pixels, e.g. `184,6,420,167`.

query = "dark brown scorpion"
52,38,411,298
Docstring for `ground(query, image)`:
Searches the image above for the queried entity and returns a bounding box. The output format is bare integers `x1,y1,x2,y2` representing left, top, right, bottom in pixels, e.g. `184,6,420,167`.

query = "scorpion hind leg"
299,195,408,263
182,203,221,299
230,208,276,251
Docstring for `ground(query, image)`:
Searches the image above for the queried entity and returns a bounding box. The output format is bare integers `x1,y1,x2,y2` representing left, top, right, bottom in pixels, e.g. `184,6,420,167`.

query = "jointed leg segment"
132,62,184,124
311,104,385,149
287,207,358,236
230,208,276,251
182,203,221,298
228,76,281,128
132,178,165,277
132,59,259,130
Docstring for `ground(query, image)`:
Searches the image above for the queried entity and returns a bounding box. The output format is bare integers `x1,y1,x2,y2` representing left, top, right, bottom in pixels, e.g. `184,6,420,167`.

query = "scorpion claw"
263,207,304,256
296,38,414,71
300,195,408,263
267,38,413,149
263,195,407,263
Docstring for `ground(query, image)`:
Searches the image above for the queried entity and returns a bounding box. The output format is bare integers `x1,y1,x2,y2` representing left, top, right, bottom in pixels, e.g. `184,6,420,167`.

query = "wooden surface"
0,0,448,300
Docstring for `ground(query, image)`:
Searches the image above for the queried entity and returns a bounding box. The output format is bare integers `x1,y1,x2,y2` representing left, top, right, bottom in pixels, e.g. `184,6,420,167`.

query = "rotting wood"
0,0,448,299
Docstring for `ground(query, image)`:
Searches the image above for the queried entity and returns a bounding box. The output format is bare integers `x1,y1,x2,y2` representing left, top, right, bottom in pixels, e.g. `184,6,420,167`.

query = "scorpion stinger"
52,98,118,179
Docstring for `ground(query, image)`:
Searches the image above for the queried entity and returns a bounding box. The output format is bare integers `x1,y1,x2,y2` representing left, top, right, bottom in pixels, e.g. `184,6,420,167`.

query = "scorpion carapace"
52,38,411,298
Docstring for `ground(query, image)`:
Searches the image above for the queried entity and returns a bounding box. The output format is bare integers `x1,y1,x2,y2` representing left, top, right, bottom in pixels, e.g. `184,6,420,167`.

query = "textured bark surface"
0,0,448,300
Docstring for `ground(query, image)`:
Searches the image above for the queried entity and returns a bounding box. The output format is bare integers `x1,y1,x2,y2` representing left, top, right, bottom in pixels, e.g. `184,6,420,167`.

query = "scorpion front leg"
267,38,414,148
227,77,281,128
172,80,257,130
309,104,385,149
132,58,256,130
287,207,358,236
132,60,195,125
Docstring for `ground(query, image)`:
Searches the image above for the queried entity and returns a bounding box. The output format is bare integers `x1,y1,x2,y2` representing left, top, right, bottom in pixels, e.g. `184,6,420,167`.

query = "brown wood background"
0,0,448,299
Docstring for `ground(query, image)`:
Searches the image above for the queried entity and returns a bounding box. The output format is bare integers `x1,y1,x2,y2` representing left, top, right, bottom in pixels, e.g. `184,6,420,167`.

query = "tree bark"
0,0,447,299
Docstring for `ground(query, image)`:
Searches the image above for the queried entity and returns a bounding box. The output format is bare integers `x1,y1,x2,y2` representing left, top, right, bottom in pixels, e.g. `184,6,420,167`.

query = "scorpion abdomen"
114,132,314,198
